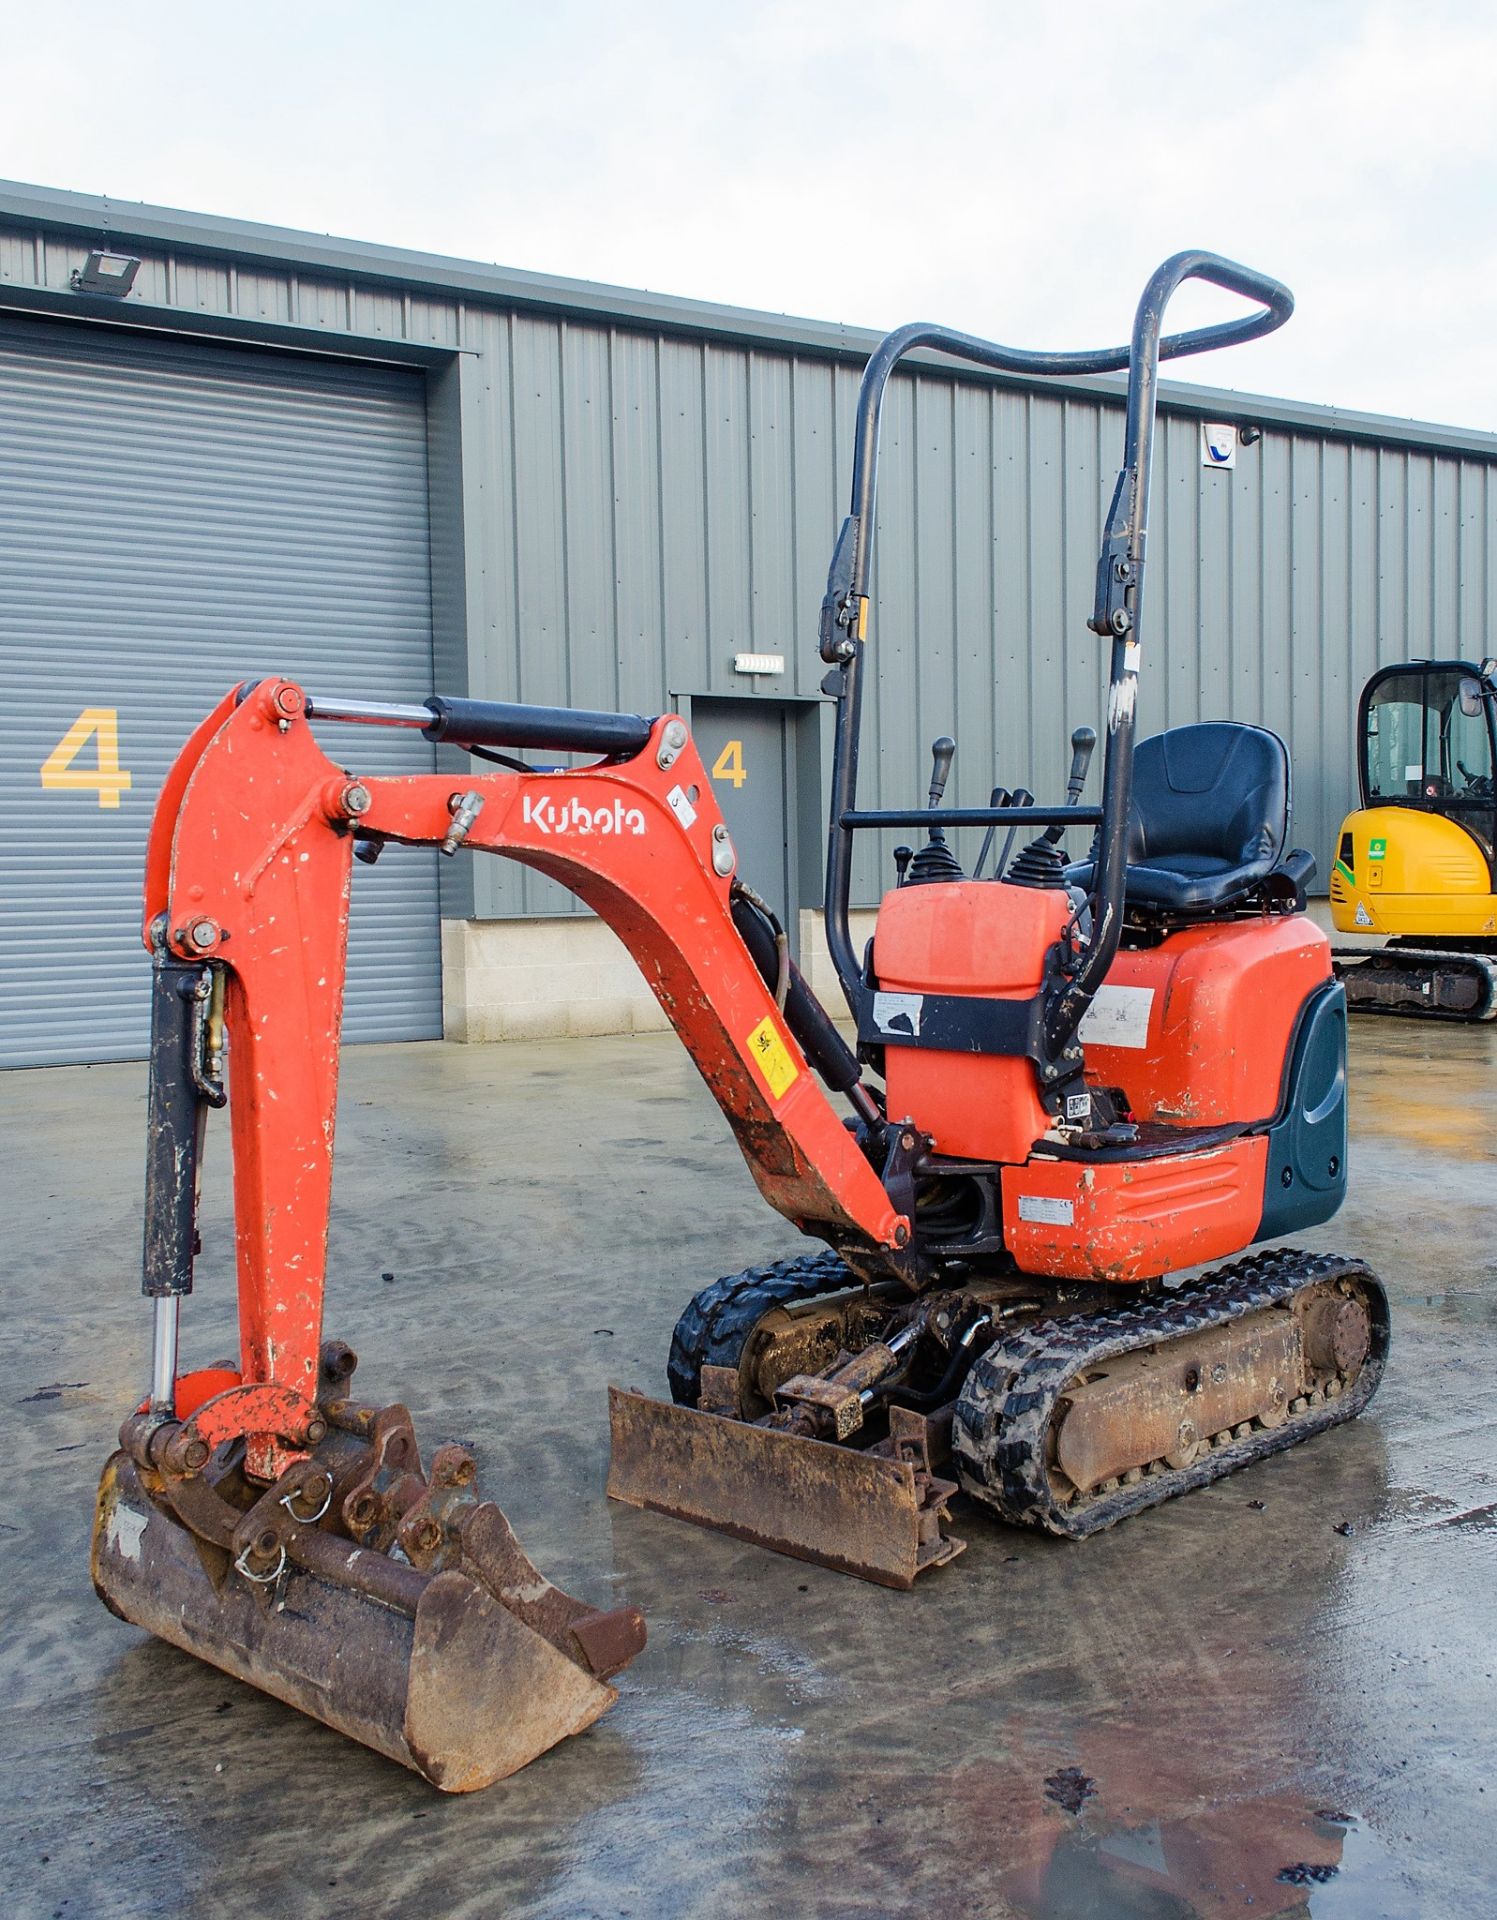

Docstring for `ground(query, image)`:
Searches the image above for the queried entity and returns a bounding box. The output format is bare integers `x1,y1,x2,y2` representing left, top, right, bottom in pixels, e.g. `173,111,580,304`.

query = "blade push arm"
145,680,906,1475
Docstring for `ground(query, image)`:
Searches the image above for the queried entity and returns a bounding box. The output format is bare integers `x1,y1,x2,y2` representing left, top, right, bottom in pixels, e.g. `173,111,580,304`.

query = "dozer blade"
94,1452,641,1792
606,1386,963,1591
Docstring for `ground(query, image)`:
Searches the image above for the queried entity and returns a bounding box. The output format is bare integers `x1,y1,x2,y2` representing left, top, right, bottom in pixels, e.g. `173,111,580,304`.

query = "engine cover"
1082,916,1332,1126
873,880,1069,1162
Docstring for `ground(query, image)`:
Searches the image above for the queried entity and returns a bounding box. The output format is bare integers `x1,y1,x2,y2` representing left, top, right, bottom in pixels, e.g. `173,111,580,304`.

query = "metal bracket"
818,515,861,662
1091,538,1136,638
697,1363,743,1418
773,1369,867,1440
329,1403,427,1549
394,1444,481,1571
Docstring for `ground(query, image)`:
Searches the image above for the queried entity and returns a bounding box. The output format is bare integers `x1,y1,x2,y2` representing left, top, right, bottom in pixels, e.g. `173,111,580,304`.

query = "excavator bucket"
95,1384,646,1792
606,1385,964,1590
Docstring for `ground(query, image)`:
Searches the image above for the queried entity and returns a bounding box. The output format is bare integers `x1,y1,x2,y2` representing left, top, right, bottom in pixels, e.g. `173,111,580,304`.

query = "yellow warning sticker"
746,1016,799,1100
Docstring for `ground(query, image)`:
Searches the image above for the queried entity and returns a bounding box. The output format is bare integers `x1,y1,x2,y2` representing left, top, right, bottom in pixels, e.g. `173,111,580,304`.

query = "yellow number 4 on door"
40,708,133,809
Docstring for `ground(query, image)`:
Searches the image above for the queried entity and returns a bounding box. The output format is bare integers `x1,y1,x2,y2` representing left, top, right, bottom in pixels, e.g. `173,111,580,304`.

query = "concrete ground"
3,1013,1494,1920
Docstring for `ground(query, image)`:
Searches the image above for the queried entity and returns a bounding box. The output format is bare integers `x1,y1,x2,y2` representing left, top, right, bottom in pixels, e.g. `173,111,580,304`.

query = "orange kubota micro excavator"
93,252,1389,1792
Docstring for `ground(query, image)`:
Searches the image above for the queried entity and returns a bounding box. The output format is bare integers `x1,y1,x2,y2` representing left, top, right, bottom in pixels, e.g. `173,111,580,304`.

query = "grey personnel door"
690,697,798,949
0,316,442,1067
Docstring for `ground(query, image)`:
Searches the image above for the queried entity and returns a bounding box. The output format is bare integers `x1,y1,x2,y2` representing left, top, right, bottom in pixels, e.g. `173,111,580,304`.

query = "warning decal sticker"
872,990,924,1038
1078,983,1154,1050
746,1016,800,1100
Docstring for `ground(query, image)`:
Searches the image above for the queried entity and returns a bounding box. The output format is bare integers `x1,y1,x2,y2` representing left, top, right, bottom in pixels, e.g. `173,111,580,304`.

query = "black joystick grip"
927,736,956,809
1066,725,1097,803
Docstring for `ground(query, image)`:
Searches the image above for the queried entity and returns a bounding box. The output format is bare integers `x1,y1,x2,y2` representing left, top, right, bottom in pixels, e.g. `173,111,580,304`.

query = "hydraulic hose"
878,1312,995,1413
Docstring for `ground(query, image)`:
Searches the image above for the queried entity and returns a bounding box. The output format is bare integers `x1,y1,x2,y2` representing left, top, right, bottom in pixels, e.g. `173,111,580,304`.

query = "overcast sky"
6,1,1495,428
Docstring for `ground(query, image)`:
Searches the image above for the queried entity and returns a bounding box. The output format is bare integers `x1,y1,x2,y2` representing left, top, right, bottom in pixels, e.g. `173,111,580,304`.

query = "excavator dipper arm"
142,676,904,1475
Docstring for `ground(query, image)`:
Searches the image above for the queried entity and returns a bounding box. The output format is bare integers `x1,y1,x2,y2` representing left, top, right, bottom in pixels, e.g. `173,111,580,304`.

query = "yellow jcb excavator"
1330,659,1497,1019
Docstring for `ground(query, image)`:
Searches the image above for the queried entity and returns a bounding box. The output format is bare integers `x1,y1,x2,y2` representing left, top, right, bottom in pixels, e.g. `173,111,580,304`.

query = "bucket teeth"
94,1409,645,1790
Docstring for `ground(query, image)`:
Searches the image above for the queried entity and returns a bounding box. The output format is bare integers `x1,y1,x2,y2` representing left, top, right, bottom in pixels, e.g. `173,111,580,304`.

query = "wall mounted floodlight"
70,250,141,296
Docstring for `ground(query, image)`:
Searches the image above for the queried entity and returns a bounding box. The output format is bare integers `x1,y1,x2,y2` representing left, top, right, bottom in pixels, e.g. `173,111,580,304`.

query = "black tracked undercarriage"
666,1247,1389,1547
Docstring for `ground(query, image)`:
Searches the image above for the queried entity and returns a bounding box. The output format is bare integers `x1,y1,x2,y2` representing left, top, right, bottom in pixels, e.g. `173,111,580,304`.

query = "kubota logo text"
521,792,647,837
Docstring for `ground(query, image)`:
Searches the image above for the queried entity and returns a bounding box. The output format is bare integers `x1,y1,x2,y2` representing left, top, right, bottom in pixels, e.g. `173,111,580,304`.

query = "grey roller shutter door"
1,317,442,1066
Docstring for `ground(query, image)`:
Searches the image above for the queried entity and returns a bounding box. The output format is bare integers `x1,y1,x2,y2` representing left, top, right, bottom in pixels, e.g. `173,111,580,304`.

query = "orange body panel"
870,896,1321,1282
1002,1136,1269,1283
874,879,1072,994
1083,916,1331,1125
874,882,1069,1162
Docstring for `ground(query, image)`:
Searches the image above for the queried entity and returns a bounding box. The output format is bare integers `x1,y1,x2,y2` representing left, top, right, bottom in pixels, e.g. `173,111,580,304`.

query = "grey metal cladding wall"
1147,415,1497,883
458,319,1127,913
0,317,441,1064
473,323,1497,906
5,211,1496,921
458,316,869,915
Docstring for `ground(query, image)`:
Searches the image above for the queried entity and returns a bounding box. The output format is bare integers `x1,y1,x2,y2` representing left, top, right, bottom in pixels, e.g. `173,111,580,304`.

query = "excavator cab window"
1363,665,1495,808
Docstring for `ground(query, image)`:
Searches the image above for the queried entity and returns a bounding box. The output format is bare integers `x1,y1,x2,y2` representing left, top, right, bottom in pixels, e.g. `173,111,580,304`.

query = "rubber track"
1334,948,1497,1021
952,1246,1390,1537
667,1251,854,1406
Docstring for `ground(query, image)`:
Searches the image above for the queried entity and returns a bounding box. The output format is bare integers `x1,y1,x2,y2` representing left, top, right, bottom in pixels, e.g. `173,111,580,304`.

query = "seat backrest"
1126,723,1289,869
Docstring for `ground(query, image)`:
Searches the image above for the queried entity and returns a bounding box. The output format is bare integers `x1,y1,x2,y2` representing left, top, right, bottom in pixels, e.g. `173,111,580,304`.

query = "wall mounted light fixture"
71,250,141,297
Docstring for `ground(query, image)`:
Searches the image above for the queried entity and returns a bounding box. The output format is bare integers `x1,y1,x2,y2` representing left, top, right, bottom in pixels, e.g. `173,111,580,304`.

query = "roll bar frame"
816,250,1294,1061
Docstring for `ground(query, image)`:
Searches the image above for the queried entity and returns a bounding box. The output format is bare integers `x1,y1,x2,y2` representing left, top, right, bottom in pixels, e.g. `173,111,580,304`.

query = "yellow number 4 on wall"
711,739,747,789
40,708,133,809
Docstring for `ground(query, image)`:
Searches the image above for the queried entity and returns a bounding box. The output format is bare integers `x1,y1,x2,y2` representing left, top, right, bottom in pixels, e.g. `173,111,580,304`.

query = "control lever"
970,788,1012,880
1001,727,1098,890
903,736,965,885
994,789,1034,882
892,846,914,887
1044,726,1097,844
926,736,956,810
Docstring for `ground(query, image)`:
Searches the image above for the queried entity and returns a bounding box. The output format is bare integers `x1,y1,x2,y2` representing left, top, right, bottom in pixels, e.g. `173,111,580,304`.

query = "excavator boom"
142,676,904,1368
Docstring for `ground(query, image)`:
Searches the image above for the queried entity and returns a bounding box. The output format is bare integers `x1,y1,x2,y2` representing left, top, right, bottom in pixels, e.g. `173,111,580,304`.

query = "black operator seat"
1066,722,1314,916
